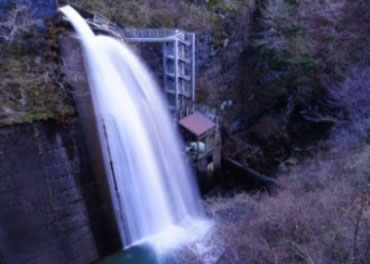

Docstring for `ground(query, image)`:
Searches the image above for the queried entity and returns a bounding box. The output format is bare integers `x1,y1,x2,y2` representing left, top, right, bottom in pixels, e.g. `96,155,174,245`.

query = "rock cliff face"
0,121,119,264
194,25,252,104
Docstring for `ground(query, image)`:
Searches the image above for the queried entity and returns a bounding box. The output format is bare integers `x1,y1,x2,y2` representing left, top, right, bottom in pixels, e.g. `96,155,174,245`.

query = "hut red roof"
178,112,215,137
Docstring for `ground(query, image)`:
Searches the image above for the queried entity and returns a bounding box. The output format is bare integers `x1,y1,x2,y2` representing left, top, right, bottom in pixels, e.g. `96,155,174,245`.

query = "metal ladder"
162,31,195,119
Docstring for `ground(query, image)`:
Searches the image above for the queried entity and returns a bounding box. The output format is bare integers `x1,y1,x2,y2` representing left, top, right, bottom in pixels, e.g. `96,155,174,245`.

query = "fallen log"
222,157,278,190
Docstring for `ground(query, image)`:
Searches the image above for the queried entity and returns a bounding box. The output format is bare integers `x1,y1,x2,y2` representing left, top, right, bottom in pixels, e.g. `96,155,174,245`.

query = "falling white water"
60,6,211,254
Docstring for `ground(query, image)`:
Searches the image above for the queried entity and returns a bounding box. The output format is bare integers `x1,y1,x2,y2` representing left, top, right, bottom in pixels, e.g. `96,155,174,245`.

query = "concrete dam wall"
0,121,119,264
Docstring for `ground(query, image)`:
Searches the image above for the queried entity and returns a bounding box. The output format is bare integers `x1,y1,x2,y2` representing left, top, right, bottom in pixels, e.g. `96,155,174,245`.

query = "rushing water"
60,6,210,255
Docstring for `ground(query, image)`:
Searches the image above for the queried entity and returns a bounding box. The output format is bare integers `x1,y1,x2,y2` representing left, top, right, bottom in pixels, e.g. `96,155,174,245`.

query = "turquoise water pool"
97,245,176,264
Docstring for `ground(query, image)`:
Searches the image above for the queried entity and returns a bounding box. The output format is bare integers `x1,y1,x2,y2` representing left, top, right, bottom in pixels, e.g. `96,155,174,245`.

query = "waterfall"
60,6,210,254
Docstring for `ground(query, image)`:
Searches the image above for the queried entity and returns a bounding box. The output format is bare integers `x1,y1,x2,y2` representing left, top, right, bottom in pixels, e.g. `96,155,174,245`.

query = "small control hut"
179,112,222,189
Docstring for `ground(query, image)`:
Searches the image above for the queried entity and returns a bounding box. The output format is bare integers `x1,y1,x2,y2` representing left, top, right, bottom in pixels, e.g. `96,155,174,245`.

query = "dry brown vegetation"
68,0,252,47
184,144,369,264
0,6,75,126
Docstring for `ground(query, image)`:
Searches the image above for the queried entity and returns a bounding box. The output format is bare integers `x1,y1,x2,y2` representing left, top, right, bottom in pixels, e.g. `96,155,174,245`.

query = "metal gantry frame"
86,20,196,121
122,29,196,121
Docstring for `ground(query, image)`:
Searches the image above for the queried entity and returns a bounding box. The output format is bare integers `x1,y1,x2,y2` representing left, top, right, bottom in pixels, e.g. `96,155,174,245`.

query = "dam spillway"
60,6,210,254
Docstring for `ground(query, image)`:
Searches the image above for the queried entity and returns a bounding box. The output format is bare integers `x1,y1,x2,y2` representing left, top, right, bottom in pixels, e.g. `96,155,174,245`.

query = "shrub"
253,0,370,101
193,145,370,263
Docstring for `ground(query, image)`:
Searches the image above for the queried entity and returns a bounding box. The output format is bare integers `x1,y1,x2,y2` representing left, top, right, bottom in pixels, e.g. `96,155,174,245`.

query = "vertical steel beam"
174,39,179,114
191,33,196,102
